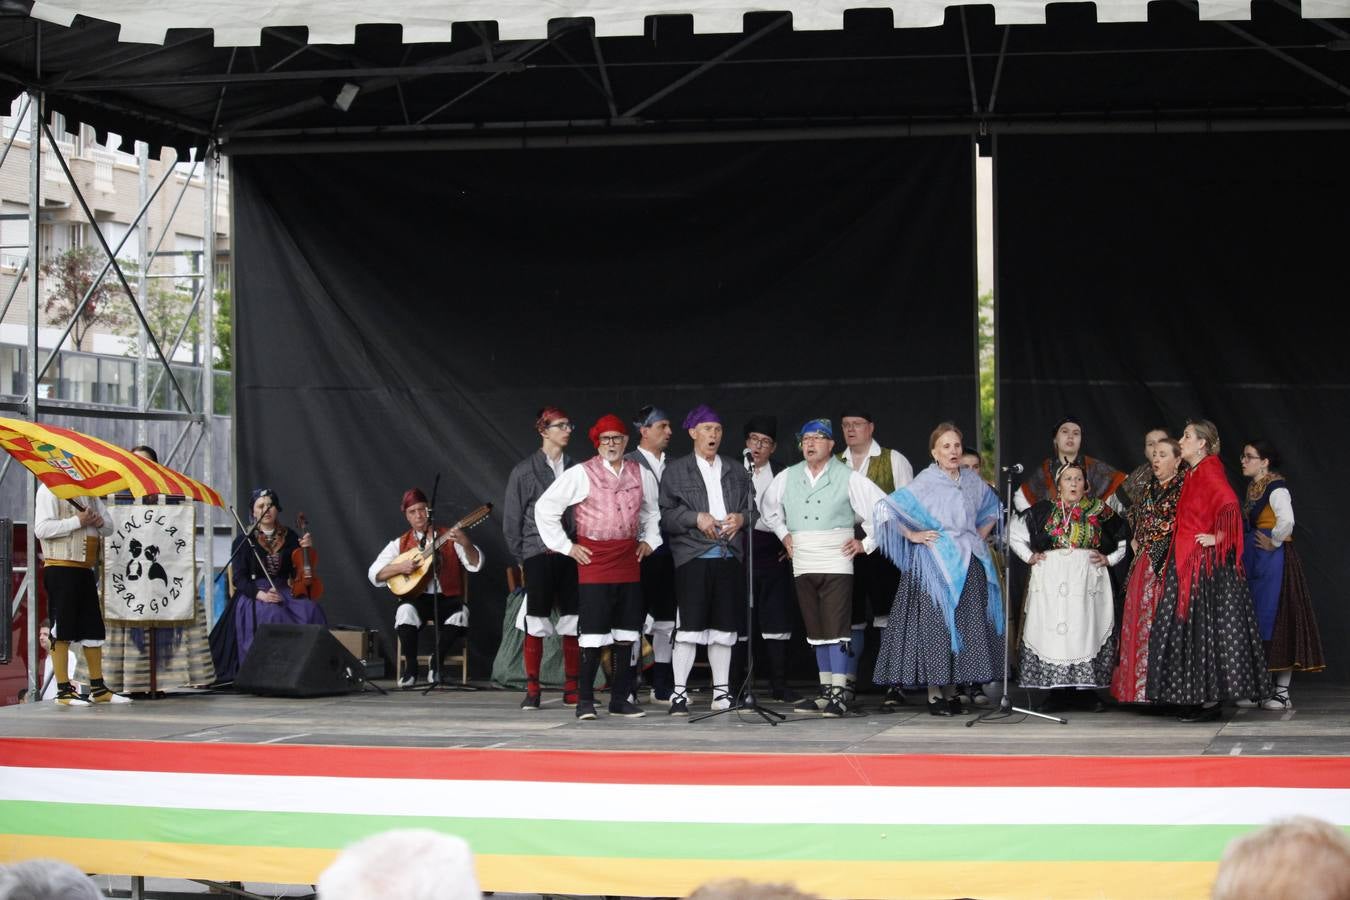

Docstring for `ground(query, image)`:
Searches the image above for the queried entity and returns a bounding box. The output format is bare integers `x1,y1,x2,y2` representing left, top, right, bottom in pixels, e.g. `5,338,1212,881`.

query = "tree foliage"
977,290,995,481
40,246,129,351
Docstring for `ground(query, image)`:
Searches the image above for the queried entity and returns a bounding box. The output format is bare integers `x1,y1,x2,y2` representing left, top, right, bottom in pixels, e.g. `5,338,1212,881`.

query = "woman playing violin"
223,488,327,678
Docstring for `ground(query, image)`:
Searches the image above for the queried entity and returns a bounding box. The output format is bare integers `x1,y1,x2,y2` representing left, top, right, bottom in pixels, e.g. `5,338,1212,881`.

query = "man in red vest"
535,414,662,720
369,489,483,688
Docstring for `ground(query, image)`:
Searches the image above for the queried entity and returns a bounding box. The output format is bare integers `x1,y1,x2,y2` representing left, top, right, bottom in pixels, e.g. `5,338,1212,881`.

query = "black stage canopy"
0,2,1347,157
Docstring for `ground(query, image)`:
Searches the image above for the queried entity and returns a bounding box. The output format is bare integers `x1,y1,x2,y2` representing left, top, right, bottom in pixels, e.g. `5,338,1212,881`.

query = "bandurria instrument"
386,503,493,597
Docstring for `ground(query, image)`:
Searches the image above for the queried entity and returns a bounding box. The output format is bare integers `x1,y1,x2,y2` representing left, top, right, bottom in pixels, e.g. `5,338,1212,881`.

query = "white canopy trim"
30,0,1350,46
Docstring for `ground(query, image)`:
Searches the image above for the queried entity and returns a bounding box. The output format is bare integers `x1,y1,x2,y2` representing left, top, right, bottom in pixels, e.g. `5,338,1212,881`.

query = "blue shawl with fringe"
874,464,1003,654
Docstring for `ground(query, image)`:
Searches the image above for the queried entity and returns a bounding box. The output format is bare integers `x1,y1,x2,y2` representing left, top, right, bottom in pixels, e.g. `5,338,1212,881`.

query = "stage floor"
2,680,1348,899
2,678,1346,757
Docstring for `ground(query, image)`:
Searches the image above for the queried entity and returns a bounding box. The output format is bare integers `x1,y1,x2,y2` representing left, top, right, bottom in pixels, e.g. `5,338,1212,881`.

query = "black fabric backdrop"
998,132,1349,682
233,139,976,675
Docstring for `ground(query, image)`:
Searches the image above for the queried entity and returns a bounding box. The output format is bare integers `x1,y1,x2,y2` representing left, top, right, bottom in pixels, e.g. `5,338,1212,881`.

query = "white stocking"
672,641,697,694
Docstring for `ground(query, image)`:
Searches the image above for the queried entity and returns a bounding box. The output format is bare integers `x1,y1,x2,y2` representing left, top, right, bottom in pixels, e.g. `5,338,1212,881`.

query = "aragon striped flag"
0,417,223,506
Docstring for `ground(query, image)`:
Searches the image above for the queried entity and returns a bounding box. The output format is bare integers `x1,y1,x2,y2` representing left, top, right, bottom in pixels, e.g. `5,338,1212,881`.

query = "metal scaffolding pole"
201,147,216,627
136,142,149,447
24,85,40,699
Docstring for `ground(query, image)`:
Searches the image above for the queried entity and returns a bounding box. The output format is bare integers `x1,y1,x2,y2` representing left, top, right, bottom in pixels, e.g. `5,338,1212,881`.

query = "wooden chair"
395,576,469,685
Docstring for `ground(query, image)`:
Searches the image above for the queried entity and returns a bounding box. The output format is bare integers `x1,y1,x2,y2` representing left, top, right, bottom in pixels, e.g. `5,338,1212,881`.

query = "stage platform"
2,680,1348,899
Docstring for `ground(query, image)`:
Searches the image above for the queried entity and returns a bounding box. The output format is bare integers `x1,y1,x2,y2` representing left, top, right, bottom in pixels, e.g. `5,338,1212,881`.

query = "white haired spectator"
0,859,103,900
1212,815,1350,900
317,828,479,900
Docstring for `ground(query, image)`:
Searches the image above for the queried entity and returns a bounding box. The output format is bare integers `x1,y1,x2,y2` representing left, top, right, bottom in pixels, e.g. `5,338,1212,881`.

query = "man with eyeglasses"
656,405,753,715
535,414,662,720
742,415,801,702
503,406,580,709
838,410,913,710
759,418,887,717
625,405,676,704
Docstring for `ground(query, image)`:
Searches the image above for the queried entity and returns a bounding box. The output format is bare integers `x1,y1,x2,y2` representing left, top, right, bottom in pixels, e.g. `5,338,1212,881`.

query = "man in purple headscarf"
656,404,755,715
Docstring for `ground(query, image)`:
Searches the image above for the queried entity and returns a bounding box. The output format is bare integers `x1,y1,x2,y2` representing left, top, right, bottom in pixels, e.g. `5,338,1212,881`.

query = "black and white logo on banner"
103,504,195,624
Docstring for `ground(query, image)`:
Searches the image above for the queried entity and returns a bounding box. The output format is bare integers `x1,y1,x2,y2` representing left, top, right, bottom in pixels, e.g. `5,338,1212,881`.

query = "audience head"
129,444,159,463
687,877,821,899
317,829,479,900
0,858,104,900
1211,816,1350,900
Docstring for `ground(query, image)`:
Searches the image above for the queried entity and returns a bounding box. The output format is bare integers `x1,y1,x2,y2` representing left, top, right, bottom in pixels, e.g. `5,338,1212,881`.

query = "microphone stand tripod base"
966,693,1067,726
966,466,1069,729
689,690,786,725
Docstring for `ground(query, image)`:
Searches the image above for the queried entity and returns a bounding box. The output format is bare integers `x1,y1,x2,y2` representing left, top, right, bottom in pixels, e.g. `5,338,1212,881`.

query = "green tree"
213,286,231,370
40,246,130,351
977,290,995,481
119,278,199,361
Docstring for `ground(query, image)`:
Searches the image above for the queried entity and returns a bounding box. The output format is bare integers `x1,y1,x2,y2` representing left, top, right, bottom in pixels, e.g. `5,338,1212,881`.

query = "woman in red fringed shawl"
1145,419,1270,722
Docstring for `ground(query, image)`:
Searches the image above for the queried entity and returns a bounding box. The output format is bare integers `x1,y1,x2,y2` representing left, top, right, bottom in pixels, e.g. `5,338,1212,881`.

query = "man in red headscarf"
535,413,662,720
369,488,483,688
503,406,581,710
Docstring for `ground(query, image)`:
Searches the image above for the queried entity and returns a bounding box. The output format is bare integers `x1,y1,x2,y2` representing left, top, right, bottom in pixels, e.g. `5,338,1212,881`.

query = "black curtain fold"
233,138,977,672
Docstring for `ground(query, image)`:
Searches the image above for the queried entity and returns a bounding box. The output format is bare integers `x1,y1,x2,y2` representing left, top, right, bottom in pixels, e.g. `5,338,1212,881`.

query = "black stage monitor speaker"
236,623,363,697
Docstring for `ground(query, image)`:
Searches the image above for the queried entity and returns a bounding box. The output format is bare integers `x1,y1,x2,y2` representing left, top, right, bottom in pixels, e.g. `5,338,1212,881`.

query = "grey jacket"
503,450,574,563
658,452,755,568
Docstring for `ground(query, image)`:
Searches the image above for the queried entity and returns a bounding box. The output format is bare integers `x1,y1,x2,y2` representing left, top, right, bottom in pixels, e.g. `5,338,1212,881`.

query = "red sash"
576,536,639,585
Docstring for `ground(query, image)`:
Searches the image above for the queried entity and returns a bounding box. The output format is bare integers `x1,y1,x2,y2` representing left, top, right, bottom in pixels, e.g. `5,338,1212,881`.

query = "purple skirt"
233,586,328,669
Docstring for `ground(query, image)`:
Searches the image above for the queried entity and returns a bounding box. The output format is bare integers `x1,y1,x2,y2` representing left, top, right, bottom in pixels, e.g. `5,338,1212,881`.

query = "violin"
289,512,325,600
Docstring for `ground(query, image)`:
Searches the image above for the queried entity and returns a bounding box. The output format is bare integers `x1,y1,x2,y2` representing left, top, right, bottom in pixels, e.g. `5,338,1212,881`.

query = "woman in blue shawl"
873,423,1004,716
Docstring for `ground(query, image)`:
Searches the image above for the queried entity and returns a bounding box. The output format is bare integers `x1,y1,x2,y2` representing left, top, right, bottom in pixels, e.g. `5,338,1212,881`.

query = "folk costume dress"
1146,455,1269,705
1242,474,1325,674
873,464,1005,688
1110,469,1184,703
1011,497,1128,689
221,525,327,679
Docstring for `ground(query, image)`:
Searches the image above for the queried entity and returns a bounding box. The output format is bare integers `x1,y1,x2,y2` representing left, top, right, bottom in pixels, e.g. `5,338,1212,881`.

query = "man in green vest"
759,418,887,717
839,411,914,710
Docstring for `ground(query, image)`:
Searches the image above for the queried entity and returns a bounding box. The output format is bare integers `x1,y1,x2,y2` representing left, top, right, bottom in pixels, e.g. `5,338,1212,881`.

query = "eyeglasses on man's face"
548,421,574,431
1240,453,1261,461
748,436,774,448
598,434,627,445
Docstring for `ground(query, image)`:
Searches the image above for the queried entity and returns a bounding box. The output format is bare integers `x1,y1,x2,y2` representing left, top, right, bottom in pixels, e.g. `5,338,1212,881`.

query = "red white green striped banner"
2,738,1346,899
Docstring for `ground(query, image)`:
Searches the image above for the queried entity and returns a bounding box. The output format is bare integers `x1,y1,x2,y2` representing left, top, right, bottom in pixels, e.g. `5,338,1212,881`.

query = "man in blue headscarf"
624,404,676,703
759,418,886,718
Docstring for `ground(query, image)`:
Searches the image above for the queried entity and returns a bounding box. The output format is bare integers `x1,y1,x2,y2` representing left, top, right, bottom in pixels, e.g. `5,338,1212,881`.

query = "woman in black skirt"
1146,419,1270,722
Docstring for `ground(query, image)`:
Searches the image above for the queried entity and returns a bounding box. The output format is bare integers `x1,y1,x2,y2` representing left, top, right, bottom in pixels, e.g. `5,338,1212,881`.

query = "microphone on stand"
1001,462,1025,475
743,448,755,472
244,503,270,536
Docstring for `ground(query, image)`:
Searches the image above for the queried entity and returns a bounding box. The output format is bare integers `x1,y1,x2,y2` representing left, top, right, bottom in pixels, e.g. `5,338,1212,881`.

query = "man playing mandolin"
368,489,484,688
